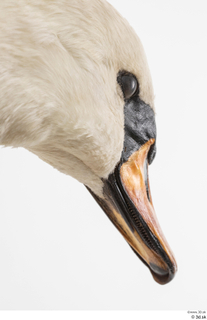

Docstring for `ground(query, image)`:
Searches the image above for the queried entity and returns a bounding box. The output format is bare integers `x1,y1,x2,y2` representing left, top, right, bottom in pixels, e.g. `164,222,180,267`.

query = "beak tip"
150,261,178,285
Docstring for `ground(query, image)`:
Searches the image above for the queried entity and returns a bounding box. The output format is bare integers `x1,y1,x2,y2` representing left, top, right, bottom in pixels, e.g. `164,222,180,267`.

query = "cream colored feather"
0,0,154,197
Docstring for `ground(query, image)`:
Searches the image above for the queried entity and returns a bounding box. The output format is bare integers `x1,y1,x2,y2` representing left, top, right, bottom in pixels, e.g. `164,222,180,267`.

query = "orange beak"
88,139,177,285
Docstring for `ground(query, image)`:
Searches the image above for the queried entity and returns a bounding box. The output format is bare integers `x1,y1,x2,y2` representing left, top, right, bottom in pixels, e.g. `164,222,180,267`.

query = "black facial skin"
122,96,156,164
117,71,156,164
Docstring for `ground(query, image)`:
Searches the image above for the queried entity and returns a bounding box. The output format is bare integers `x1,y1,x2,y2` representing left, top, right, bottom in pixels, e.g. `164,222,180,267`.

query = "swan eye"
117,72,139,99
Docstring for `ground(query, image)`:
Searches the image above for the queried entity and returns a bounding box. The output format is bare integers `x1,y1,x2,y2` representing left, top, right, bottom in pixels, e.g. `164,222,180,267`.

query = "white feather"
0,0,154,197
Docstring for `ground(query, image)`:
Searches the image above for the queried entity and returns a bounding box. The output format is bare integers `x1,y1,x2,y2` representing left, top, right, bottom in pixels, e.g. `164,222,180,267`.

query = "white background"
0,0,207,310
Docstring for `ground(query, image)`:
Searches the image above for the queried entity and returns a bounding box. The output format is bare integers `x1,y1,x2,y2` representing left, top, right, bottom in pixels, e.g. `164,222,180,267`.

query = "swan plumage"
0,0,177,284
0,0,153,196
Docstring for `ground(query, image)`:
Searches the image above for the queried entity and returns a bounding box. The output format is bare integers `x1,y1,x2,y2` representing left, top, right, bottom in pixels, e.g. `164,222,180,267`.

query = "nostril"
143,158,150,202
148,142,156,165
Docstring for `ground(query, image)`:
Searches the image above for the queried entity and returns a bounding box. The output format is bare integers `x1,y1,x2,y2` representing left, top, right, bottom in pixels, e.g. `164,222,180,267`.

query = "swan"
0,0,177,285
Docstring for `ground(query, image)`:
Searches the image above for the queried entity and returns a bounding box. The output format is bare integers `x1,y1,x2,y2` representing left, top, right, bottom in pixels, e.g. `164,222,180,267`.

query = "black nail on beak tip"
150,263,177,285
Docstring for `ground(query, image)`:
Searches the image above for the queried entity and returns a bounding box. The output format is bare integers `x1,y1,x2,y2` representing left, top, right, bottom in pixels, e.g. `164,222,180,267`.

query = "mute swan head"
0,0,177,284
